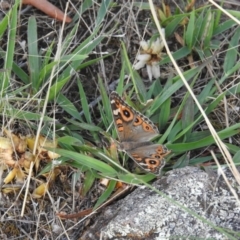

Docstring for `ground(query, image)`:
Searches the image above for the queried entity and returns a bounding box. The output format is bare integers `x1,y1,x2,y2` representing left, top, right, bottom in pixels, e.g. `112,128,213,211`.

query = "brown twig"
22,0,72,23
57,184,131,219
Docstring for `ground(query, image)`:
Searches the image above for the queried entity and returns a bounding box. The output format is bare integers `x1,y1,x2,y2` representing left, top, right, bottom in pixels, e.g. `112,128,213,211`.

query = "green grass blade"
66,119,103,132
81,170,96,197
58,35,104,83
60,54,88,62
160,46,191,65
0,8,11,38
12,61,29,83
159,46,191,66
185,11,195,49
182,96,194,139
78,80,92,124
53,148,118,175
72,0,94,22
94,180,116,209
213,19,236,36
158,79,171,131
4,108,53,121
121,41,146,100
27,16,40,91
203,12,214,48
193,10,205,47
39,61,58,88
49,76,71,101
41,41,54,67
118,173,156,184
165,15,185,37
98,76,112,123
1,0,19,92
223,26,240,73
95,0,113,27
151,66,201,114
57,93,81,119
168,123,240,152
58,136,84,146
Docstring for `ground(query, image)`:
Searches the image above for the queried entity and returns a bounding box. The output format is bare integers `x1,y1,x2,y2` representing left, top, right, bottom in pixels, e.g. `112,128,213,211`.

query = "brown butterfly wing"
110,92,159,142
125,144,170,175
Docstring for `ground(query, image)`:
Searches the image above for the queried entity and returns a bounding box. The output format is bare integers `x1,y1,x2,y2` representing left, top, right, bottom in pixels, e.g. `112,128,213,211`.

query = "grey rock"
83,167,240,239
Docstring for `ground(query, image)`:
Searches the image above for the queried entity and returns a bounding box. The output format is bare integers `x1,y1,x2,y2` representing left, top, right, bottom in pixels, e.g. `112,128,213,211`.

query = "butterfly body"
110,91,170,175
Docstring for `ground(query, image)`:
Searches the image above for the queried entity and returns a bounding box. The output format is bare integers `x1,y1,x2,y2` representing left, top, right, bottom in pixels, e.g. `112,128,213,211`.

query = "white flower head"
133,28,165,81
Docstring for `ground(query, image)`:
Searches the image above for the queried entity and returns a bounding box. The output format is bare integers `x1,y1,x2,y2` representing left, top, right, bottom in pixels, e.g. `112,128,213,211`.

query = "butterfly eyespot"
151,154,162,159
156,146,164,153
121,107,134,122
123,109,130,117
142,122,155,132
149,160,157,165
145,158,160,167
133,116,143,126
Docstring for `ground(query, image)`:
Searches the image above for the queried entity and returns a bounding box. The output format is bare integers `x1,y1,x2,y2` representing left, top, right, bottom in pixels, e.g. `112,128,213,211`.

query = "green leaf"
172,153,189,169
72,0,94,22
168,123,240,152
58,35,104,83
94,180,116,209
121,41,146,100
57,93,80,119
151,66,201,114
202,12,214,48
53,148,117,175
39,61,58,87
49,75,71,101
12,61,29,84
160,46,191,65
226,143,240,154
185,11,195,48
197,78,215,104
159,79,171,131
58,136,84,146
118,173,156,184
189,156,213,165
0,8,11,38
77,55,112,71
165,15,185,37
182,96,194,139
95,0,112,27
60,54,88,62
1,0,19,92
223,26,240,74
27,16,40,91
78,80,92,123
81,170,96,196
167,121,182,143
233,150,240,164
192,10,205,47
4,108,53,121
66,118,103,132
41,41,54,67
213,19,236,36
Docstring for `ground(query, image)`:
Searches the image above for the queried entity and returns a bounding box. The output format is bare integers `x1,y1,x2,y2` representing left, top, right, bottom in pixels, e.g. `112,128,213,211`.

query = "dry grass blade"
21,13,68,217
209,0,240,25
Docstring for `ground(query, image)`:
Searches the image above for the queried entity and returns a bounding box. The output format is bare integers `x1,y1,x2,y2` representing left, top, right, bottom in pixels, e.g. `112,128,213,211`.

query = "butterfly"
110,91,170,175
